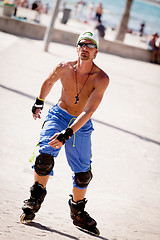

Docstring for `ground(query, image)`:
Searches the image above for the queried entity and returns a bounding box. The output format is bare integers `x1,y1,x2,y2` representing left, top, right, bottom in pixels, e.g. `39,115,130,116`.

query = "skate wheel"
20,213,31,223
20,213,35,224
93,227,100,236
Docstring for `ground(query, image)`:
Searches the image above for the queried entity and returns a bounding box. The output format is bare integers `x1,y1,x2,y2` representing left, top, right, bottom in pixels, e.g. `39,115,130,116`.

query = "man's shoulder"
94,65,109,88
54,60,76,76
56,61,77,71
95,65,109,80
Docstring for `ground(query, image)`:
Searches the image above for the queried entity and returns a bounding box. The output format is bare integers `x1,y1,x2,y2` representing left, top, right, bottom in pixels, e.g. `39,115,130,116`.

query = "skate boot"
20,182,47,223
68,195,100,236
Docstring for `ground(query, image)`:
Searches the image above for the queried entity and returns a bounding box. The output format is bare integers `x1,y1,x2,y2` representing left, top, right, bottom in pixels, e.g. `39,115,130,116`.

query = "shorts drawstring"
29,121,46,162
67,117,76,147
29,142,39,163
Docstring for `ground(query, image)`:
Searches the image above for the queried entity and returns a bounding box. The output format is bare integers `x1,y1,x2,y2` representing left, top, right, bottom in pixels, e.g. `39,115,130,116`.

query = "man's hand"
48,133,63,149
48,128,73,149
32,97,44,120
33,108,42,120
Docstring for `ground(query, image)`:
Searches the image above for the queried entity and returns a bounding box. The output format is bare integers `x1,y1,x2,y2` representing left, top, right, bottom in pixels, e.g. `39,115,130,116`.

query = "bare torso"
96,4,103,15
57,60,106,116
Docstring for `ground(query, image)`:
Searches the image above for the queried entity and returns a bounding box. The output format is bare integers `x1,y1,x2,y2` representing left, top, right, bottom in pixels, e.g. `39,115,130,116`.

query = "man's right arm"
39,62,65,100
32,62,66,120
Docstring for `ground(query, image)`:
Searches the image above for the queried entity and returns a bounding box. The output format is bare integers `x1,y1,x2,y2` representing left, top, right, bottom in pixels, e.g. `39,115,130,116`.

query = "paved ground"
0,31,160,240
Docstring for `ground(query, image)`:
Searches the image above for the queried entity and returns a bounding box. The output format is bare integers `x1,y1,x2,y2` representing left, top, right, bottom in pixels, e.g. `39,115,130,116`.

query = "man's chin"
80,56,90,60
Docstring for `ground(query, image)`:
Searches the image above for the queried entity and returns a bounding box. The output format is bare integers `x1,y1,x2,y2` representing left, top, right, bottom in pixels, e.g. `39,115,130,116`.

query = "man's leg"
155,51,159,63
68,170,97,231
20,153,55,223
64,119,97,230
21,105,64,223
69,185,97,232
72,187,87,202
34,171,49,188
151,50,156,62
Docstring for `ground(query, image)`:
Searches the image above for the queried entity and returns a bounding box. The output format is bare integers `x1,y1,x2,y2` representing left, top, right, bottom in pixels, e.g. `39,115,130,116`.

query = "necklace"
74,63,94,104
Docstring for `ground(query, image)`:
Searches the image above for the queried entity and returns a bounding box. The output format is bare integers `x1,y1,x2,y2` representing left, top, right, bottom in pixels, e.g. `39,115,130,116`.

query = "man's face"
77,39,98,61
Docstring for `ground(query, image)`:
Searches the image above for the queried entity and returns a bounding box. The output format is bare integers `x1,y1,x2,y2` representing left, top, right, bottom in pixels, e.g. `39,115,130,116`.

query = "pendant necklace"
74,63,94,104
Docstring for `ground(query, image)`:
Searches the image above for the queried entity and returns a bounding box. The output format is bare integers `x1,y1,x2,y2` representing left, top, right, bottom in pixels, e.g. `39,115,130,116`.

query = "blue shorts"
35,104,94,189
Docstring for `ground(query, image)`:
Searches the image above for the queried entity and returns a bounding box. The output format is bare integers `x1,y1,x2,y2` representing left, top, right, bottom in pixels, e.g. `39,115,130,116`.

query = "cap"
77,31,99,48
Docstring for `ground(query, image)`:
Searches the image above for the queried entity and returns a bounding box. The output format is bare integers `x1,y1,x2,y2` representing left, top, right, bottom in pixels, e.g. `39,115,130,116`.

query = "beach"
0,30,160,240
11,6,151,50
140,0,160,7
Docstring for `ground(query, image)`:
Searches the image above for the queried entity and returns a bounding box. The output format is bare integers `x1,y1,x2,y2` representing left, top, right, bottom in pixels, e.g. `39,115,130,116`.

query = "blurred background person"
95,2,103,22
148,32,160,63
95,19,106,38
139,21,145,37
87,1,94,21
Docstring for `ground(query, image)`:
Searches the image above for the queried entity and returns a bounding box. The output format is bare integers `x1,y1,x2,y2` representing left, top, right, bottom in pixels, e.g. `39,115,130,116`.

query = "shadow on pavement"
25,221,80,240
25,221,109,240
25,222,109,240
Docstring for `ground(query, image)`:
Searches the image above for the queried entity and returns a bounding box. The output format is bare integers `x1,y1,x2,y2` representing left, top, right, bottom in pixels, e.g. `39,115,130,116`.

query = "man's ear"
94,49,98,59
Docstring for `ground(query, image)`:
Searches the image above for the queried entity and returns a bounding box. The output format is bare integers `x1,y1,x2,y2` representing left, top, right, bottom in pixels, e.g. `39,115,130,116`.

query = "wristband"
56,128,73,144
32,97,44,114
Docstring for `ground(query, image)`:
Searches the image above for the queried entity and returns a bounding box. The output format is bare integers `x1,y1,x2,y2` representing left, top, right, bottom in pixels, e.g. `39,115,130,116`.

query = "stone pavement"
0,31,160,240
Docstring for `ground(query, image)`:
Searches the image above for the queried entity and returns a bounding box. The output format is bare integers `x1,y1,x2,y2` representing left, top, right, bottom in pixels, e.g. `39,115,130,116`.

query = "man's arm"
70,74,109,133
33,62,65,120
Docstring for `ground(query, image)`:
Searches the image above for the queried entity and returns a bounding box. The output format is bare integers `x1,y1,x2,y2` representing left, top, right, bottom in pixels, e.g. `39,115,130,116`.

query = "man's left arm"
70,74,109,133
48,74,109,148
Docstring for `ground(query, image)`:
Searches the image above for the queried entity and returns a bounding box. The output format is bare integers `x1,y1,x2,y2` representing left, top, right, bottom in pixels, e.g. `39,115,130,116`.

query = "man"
95,19,106,38
95,2,103,22
149,32,160,64
20,31,109,234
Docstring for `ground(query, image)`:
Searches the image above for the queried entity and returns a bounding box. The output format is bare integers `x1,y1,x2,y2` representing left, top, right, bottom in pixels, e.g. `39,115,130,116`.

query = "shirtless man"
149,33,160,64
95,2,103,22
21,31,109,233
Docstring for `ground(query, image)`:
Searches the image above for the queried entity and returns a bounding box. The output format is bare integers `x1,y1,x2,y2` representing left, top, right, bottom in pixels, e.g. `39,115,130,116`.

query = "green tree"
115,0,133,41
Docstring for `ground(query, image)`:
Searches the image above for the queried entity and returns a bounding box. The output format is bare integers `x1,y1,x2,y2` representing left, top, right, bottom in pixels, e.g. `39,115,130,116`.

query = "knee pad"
35,153,54,176
75,170,93,188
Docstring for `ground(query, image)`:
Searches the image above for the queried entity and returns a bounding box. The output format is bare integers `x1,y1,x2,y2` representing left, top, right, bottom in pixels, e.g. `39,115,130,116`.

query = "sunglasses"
78,42,97,49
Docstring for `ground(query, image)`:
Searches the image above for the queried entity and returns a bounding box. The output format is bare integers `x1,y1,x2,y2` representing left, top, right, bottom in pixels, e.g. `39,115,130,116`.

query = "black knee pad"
35,153,54,176
75,170,93,188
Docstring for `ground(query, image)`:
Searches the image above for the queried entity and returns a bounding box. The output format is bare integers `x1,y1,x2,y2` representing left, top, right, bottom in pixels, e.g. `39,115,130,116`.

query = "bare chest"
61,70,95,101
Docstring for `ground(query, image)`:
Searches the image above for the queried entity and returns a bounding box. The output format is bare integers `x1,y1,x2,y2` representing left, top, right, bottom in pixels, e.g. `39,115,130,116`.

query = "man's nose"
82,45,88,49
